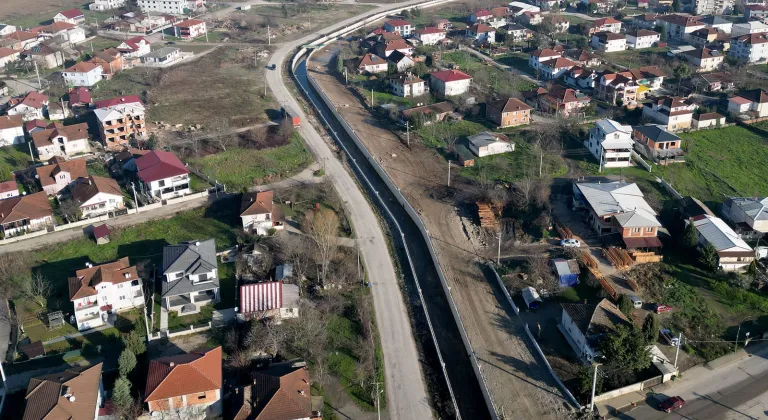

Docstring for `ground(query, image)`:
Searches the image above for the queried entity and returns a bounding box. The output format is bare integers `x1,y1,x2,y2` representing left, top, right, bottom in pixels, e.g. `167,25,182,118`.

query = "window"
198,392,206,400
645,227,654,233
118,284,124,288
198,273,207,281
175,272,183,279
158,180,165,187
632,228,641,233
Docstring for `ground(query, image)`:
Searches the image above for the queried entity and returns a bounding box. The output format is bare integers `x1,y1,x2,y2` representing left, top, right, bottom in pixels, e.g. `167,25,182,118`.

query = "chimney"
169,362,175,367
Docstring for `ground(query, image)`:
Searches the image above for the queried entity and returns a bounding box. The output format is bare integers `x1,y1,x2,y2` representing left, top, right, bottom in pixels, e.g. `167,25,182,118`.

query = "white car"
560,238,581,248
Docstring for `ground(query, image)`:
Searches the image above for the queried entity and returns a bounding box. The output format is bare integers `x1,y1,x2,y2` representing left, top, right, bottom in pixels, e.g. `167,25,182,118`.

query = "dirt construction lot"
308,46,573,419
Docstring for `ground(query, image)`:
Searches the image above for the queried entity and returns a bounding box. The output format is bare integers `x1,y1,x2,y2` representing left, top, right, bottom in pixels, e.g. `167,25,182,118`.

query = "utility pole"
33,61,41,90
447,160,451,187
131,182,140,213
205,29,209,43
674,332,682,368
497,229,502,265
589,363,600,413
343,67,348,85
371,88,374,106
267,25,271,45
405,121,410,147
374,381,382,420
735,323,742,352
27,141,35,163
357,240,361,284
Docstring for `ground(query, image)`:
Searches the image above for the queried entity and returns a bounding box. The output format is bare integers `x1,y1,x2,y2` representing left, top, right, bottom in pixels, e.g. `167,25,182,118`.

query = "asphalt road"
618,346,768,420
265,1,449,418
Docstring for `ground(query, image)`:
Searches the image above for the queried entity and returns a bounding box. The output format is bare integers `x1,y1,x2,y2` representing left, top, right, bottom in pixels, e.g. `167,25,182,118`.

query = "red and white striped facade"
240,281,283,315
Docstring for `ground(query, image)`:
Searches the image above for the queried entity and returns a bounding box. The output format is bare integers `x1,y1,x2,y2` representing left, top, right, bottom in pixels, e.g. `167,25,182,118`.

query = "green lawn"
86,161,110,178
167,304,215,332
187,133,313,192
603,47,669,69
441,51,537,94
0,145,33,181
417,120,488,149
496,52,536,78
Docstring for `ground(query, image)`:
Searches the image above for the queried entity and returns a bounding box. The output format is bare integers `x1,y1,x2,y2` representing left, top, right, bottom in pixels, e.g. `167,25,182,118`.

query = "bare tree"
526,254,558,290
533,124,559,176
209,117,236,151
275,234,312,294
513,166,537,210
264,319,287,356
301,208,340,285
28,272,51,308
355,293,376,386
445,132,459,154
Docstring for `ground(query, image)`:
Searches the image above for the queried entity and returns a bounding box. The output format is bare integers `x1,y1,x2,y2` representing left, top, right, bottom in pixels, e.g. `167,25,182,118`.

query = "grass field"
187,132,312,192
0,145,32,181
441,51,537,95
603,47,668,69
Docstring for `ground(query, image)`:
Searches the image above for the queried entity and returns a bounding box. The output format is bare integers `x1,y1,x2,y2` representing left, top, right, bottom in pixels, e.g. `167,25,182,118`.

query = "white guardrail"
288,2,499,418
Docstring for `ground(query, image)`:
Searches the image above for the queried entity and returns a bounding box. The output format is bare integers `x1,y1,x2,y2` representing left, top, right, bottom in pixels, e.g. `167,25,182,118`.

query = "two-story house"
116,36,151,58
642,96,697,131
62,61,103,87
88,48,123,79
23,364,104,420
69,258,143,331
136,150,190,200
682,47,724,72
0,114,24,146
466,23,496,44
657,14,705,40
591,32,626,52
539,86,591,116
36,156,89,195
31,122,90,161
486,97,532,128
0,180,19,200
145,347,222,419
389,72,427,97
572,181,663,249
33,22,86,47
727,89,768,117
692,215,755,272
414,27,446,45
6,91,48,121
626,29,660,49
731,21,768,38
746,4,768,20
90,0,127,10
0,30,41,50
566,49,601,67
383,19,412,36
538,56,578,79
428,69,472,96
729,33,768,64
161,239,220,316
374,39,414,58
231,362,320,419
561,299,632,362
240,190,284,235
632,124,685,164
563,67,598,89
586,17,622,36
0,191,53,236
174,19,207,40
53,9,85,25
528,48,562,70
357,53,388,73
94,95,147,150
70,175,125,218
721,197,768,236
586,119,634,169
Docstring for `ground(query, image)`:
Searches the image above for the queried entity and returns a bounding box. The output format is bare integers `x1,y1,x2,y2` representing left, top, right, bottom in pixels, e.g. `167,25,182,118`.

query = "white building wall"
0,126,24,146
138,0,186,14
80,192,125,218
63,67,103,87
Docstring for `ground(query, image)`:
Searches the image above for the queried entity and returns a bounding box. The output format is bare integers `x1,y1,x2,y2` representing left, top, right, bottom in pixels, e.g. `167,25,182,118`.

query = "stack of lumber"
603,247,634,269
555,223,573,240
477,202,497,229
578,251,599,270
630,251,663,263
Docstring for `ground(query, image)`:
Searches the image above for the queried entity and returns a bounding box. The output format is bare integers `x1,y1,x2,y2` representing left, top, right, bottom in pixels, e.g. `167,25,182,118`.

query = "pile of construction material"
629,250,663,263
603,247,634,269
477,202,497,229
555,222,573,240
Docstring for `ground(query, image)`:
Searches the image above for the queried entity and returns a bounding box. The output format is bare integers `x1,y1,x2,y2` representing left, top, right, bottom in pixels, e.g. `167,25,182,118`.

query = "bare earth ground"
308,46,572,419
0,0,85,22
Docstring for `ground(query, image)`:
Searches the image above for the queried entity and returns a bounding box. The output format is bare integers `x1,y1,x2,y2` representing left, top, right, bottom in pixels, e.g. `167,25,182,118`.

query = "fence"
631,150,652,172
166,321,212,338
658,177,683,200
487,263,580,408
593,375,663,403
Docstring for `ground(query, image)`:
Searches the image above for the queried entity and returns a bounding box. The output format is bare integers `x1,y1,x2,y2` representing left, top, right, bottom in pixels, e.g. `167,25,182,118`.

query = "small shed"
47,311,64,330
522,286,542,310
455,144,475,167
552,258,580,287
93,224,110,245
19,340,45,360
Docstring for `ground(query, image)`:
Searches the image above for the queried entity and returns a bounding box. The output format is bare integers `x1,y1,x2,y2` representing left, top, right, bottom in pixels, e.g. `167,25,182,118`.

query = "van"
630,295,642,309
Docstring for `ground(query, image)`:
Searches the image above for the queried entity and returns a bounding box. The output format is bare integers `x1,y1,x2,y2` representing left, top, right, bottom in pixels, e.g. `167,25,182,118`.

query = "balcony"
75,300,99,311
77,311,101,323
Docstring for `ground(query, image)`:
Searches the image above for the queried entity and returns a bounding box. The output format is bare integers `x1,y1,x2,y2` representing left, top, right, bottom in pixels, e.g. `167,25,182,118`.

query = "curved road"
265,2,447,419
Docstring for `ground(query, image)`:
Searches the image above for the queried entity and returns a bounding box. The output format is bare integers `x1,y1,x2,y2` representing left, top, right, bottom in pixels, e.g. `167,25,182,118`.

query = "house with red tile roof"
727,88,768,117
230,361,321,420
53,8,86,26
89,48,123,79
0,114,24,146
0,191,53,236
486,98,532,128
136,150,190,199
68,87,92,108
117,36,151,58
175,19,207,40
70,175,125,218
383,19,412,36
36,156,89,196
466,23,496,44
6,91,48,121
528,48,562,70
145,347,223,418
69,257,142,330
31,122,90,161
642,95,697,131
0,30,41,50
240,190,283,234
538,56,578,79
429,69,472,96
586,17,622,35
357,53,388,74
537,86,592,116
374,38,414,57
414,27,446,45
23,364,104,420
0,180,19,200
0,47,19,68
62,61,103,87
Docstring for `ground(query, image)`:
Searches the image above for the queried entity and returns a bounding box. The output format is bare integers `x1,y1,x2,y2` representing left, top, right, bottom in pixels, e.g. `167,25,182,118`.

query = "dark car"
659,396,686,413
269,64,277,70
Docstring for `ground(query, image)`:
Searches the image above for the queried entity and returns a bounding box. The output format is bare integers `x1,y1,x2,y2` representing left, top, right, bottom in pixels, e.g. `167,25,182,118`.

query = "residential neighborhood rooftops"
530,48,561,58
385,19,411,27
23,364,103,420
0,180,17,195
145,347,222,402
429,69,472,82
0,114,23,130
239,362,314,420
57,8,84,19
69,257,137,300
9,91,48,109
593,31,625,41
700,71,731,84
699,15,730,26
35,157,88,187
70,175,123,207
416,27,445,35
684,47,722,59
728,197,768,221
135,150,188,183
175,19,205,28
626,29,659,37
595,118,632,135
592,17,621,26
539,56,578,68
162,239,217,277
735,89,768,104
487,97,532,113
469,23,496,33
400,101,454,118
31,123,89,148
735,33,768,45
696,112,724,121
0,191,51,227
658,14,704,27
358,53,385,68
93,95,142,109
143,46,179,60
692,215,753,254
628,65,666,79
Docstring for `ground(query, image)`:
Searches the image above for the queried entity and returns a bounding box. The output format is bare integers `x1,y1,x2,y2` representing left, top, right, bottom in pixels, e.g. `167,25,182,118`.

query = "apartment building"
93,95,147,150
69,258,143,331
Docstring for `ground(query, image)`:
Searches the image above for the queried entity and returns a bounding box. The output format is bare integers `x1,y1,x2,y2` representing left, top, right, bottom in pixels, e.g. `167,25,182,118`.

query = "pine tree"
617,294,634,316
118,349,137,378
123,331,146,356
680,222,699,250
112,377,132,413
699,242,720,272
642,313,660,344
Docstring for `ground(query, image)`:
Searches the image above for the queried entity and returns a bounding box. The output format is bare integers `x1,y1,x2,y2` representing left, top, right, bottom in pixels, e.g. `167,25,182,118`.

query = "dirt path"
308,45,572,419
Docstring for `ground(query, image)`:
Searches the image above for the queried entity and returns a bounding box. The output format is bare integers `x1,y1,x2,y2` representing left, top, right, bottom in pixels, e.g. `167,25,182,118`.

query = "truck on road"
283,105,300,128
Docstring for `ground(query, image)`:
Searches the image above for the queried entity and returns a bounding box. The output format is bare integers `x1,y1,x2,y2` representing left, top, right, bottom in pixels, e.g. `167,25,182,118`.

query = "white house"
683,47,724,72
591,32,626,52
357,53,388,73
0,24,17,37
161,239,220,317
69,258,143,331
657,14,705,40
140,47,181,67
36,156,89,196
0,192,53,237
0,181,19,200
468,132,514,157
414,27,446,45
62,61,103,87
538,56,578,80
389,73,427,97
729,33,768,64
239,281,299,321
384,19,413,37
466,23,496,44
69,175,125,218
692,215,755,272
561,299,632,362
642,96,697,131
0,115,24,146
470,9,507,28
722,197,768,234
174,19,207,40
586,119,633,168
528,48,562,70
727,89,768,117
699,15,732,34
586,17,622,35
117,36,151,58
240,190,283,235
387,51,414,72
138,0,188,14
626,29,660,49
429,69,472,96
136,150,191,200
53,9,85,25
6,91,48,121
0,47,19,68
31,122,90,161
90,0,127,10
35,22,86,47
732,21,768,38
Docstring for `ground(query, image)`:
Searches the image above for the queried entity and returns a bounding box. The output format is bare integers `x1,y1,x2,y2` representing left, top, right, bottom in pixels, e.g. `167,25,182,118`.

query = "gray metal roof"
730,197,768,221
162,239,217,275
693,215,752,252
143,46,179,59
632,124,681,143
161,275,219,297
575,182,660,228
467,132,512,148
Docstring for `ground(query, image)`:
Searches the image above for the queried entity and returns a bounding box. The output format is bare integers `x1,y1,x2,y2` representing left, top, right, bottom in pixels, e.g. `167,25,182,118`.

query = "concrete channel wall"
287,2,499,417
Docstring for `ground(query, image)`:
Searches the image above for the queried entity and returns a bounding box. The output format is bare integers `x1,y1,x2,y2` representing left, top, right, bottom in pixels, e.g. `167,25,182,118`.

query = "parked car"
655,304,672,314
660,328,680,347
659,396,686,413
560,238,581,248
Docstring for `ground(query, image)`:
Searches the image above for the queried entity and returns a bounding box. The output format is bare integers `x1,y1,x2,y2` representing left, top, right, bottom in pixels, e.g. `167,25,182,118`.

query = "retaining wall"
659,178,683,200
593,375,663,403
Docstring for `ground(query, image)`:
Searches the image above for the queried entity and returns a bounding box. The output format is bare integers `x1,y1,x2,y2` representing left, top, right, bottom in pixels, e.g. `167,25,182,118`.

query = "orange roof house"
145,347,223,416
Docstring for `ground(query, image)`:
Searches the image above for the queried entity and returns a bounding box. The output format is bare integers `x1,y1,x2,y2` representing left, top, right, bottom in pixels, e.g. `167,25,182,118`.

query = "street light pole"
674,332,682,368
131,182,140,213
735,323,742,352
405,121,410,147
447,160,451,187
589,363,600,413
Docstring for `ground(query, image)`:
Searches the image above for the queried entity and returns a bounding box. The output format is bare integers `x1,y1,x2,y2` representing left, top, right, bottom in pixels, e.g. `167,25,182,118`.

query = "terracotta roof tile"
145,347,222,402
0,191,52,225
23,364,103,420
69,257,137,301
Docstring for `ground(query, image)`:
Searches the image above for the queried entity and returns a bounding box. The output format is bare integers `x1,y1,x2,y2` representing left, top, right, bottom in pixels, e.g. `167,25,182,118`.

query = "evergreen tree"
699,242,720,272
123,331,146,356
600,324,652,372
617,294,634,316
680,222,699,250
112,377,133,413
642,313,660,344
118,349,137,378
